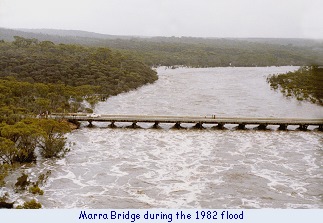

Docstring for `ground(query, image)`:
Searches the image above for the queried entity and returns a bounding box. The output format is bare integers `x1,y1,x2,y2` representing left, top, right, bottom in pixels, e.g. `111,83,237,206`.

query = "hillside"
17,28,122,39
1,28,322,67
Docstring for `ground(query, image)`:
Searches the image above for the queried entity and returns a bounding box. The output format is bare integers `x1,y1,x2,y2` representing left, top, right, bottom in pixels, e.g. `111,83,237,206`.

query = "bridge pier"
128,122,140,128
172,122,183,129
218,123,224,129
213,123,225,130
299,124,308,131
88,121,93,127
318,125,323,131
193,122,204,129
108,121,116,128
237,124,246,130
152,121,160,129
257,124,268,130
279,124,288,130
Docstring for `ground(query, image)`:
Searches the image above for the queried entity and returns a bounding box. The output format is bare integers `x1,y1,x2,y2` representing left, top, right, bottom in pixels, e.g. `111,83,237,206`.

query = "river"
5,67,323,208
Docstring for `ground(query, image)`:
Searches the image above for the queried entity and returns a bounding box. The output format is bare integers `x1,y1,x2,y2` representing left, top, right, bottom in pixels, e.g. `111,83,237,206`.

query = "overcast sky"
0,0,322,38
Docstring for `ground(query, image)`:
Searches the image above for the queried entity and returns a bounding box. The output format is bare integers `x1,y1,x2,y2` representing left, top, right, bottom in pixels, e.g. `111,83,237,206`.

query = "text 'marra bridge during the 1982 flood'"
51,113,323,131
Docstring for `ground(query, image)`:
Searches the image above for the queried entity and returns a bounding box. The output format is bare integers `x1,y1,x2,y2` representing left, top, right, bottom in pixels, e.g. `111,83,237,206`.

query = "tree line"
1,28,322,67
110,37,321,67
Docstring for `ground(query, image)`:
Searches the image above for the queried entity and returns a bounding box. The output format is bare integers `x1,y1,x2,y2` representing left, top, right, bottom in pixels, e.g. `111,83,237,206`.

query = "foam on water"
31,128,322,208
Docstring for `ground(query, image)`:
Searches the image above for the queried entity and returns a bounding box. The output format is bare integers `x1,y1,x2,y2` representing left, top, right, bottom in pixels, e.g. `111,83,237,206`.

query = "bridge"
50,113,323,130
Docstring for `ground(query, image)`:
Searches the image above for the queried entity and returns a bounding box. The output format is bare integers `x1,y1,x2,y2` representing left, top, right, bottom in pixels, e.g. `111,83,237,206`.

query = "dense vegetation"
106,37,321,67
0,35,158,208
0,75,84,190
0,77,102,120
0,76,97,186
267,66,323,105
0,36,158,98
1,28,322,67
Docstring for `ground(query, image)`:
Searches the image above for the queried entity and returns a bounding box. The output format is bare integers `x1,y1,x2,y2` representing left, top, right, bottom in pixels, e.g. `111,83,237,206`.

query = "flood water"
4,67,323,208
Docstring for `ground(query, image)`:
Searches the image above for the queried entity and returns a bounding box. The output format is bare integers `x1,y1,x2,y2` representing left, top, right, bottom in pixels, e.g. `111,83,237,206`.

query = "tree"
39,40,55,48
13,36,38,47
0,137,17,164
35,98,51,113
16,199,42,209
1,121,41,163
267,66,323,105
37,119,70,158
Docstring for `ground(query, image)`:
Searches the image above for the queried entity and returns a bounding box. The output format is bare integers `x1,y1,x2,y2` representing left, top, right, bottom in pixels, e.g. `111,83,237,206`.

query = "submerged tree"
1,121,41,163
37,119,70,158
16,199,42,209
0,137,17,165
0,118,71,162
267,66,323,105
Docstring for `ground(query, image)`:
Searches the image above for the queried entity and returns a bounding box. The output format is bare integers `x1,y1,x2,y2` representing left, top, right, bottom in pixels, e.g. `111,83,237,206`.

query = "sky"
0,0,323,38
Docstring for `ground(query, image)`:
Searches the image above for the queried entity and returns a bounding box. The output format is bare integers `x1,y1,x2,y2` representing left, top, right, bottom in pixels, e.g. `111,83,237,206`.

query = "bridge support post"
319,125,323,131
173,122,182,129
237,124,246,130
129,122,139,128
193,122,204,129
217,123,225,129
152,121,160,129
299,125,308,131
257,124,267,130
88,121,93,127
212,123,225,130
279,124,288,130
108,121,116,128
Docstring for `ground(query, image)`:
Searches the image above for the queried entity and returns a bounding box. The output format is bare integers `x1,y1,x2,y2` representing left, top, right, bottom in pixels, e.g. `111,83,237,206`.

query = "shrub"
29,185,44,195
14,172,30,190
16,199,42,209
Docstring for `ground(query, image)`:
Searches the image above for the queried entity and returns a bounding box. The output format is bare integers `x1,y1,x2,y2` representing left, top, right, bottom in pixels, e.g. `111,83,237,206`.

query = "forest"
0,36,158,97
267,66,323,105
1,28,322,67
104,37,322,67
0,36,158,208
